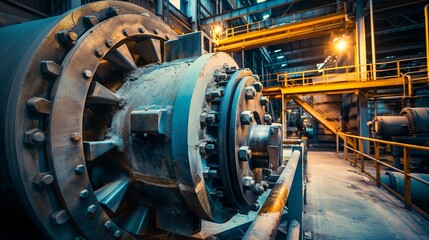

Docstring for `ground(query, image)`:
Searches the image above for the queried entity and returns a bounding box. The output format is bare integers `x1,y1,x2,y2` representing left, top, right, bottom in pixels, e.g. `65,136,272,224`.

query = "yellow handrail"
337,132,429,219
214,2,344,41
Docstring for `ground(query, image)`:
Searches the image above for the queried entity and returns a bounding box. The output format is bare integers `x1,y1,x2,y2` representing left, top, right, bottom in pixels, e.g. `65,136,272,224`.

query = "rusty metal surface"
0,1,283,239
243,150,301,240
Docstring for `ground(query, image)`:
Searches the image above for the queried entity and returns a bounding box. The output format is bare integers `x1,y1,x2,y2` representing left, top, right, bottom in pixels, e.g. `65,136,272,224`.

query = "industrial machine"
373,107,429,171
0,2,284,239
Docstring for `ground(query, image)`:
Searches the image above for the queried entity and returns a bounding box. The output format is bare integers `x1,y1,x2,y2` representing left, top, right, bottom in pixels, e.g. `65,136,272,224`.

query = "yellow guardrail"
259,57,427,88
211,2,345,41
337,132,429,219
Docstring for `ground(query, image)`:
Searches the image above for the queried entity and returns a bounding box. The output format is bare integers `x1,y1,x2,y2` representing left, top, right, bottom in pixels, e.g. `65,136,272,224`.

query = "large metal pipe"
381,171,429,209
242,150,301,240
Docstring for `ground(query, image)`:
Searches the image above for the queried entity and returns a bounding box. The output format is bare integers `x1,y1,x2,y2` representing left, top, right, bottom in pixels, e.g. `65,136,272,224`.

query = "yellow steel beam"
215,14,346,52
263,77,405,97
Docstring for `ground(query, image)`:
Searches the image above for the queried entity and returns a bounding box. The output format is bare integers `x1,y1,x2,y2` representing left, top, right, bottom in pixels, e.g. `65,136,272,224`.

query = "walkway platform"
304,150,429,240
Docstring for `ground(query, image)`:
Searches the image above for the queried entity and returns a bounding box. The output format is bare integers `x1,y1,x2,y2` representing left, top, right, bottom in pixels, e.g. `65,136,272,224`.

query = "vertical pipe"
156,0,164,19
375,142,380,187
404,147,411,209
369,0,377,80
425,5,429,80
282,95,286,141
359,139,364,172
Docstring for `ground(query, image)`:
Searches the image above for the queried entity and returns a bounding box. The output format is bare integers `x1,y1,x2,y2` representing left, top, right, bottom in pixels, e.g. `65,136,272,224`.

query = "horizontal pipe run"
242,150,301,240
286,219,300,240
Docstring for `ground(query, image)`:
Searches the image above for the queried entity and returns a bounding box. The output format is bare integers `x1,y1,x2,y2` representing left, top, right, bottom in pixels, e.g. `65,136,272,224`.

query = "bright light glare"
336,39,347,51
277,56,285,59
257,0,266,3
281,64,287,67
214,25,222,33
263,14,270,19
274,49,282,53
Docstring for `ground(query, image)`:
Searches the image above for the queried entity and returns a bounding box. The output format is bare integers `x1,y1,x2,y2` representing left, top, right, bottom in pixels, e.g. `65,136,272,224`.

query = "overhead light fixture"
274,49,282,53
214,25,222,34
277,56,285,59
263,14,270,19
333,36,348,52
281,64,287,67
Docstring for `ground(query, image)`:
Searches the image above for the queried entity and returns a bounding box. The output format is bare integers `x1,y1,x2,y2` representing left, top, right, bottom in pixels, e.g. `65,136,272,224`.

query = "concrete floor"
304,150,429,240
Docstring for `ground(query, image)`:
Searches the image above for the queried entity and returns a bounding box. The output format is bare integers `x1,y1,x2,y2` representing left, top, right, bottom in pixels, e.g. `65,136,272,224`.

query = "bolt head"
264,114,272,124
154,29,159,34
138,27,145,33
95,48,104,57
252,183,264,195
244,86,256,100
32,131,46,143
205,143,216,153
122,29,130,36
107,7,120,17
83,15,99,28
165,35,170,40
104,221,113,230
24,128,45,145
240,111,253,125
41,174,54,185
242,176,255,190
200,112,208,126
65,31,78,42
82,70,93,79
214,71,228,82
80,189,89,199
208,169,218,178
206,113,217,124
70,132,81,142
253,82,263,92
250,202,260,211
260,96,269,106
105,39,114,48
206,89,222,101
238,146,252,161
87,204,96,214
252,74,260,81
114,230,122,238
75,165,86,174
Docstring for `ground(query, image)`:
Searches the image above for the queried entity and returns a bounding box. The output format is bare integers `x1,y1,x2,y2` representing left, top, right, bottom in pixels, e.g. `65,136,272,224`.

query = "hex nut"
260,96,269,106
206,112,217,124
94,48,104,57
80,189,89,199
104,221,113,230
105,39,114,48
205,89,222,101
264,114,272,123
122,29,130,36
252,183,264,196
242,176,255,190
83,15,99,28
75,165,86,174
87,205,97,214
250,202,260,211
253,82,263,92
25,129,46,145
114,230,122,238
107,7,120,18
33,172,54,187
238,146,252,161
200,112,208,126
252,74,260,81
70,132,81,142
82,70,93,79
244,86,256,100
240,111,253,125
